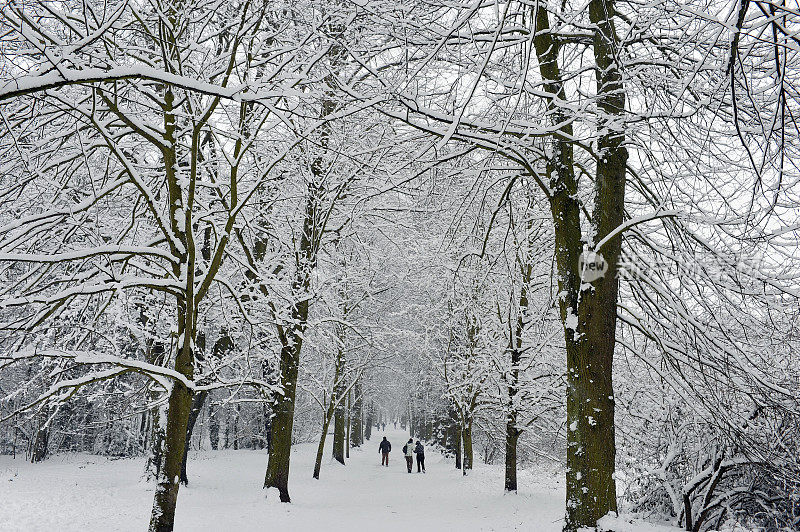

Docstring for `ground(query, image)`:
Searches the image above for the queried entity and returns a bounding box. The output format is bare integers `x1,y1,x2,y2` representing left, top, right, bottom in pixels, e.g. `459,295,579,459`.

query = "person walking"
402,438,414,473
414,440,425,473
379,436,392,466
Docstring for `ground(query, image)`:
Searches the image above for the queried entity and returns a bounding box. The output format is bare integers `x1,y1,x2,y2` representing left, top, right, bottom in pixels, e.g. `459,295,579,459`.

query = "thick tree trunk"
264,329,304,502
149,378,192,532
454,422,462,470
263,17,342,491
332,403,346,464
30,420,48,463
144,341,167,481
531,3,624,529
209,404,219,451
364,406,373,441
505,422,520,492
462,422,473,474
149,82,199,531
149,309,194,532
332,345,346,465
263,195,314,503
564,1,626,529
345,391,351,459
350,380,362,448
149,293,195,532
505,262,529,492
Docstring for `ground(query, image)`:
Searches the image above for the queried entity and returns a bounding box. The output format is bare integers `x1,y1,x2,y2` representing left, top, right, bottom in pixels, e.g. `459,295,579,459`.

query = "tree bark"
144,341,167,480
149,82,199,531
30,419,48,463
209,404,219,451
232,403,240,451
313,397,335,479
148,375,192,532
149,299,194,531
180,390,207,485
531,3,624,529
504,422,520,491
332,344,346,465
454,419,462,470
332,397,346,464
149,260,195,532
351,380,363,448
263,17,344,498
345,391,351,459
263,173,320,502
364,404,373,441
505,263,528,492
264,326,305,502
462,421,473,474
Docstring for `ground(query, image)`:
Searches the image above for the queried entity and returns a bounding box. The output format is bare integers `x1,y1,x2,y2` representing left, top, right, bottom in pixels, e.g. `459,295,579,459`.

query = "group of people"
378,436,425,473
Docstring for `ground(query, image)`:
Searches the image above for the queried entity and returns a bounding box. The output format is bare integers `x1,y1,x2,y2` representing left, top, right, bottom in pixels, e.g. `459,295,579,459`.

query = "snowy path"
0,428,565,531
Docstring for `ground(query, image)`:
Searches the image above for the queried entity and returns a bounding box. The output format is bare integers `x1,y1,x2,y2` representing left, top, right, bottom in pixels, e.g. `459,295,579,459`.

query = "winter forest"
0,0,798,531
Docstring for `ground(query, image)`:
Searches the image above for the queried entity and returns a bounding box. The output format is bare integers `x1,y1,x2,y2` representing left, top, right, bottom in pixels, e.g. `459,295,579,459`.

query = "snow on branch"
0,246,177,265
0,66,307,103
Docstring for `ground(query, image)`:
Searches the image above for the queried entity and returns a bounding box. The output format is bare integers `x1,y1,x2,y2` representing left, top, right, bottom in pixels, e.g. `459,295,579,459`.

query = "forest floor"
0,428,675,531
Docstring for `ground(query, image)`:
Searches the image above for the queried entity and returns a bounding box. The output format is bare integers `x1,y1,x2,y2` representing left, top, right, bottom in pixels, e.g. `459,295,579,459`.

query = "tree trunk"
331,344,346,465
179,324,221,484
332,405,345,464
232,403,240,451
149,292,195,532
149,82,198,531
351,380,362,448
264,330,304,502
364,405,373,441
454,422,462,470
209,404,219,451
505,422,519,492
144,341,167,481
148,377,192,532
462,422,473,474
180,390,208,485
263,17,343,492
313,397,335,479
531,3,624,528
30,420,48,463
263,213,314,501
149,300,194,531
345,391,351,459
505,263,529,492
223,410,231,449
264,250,312,501
564,1,627,529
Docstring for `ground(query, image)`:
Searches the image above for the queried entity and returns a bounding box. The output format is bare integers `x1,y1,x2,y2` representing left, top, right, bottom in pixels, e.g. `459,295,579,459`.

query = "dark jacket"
379,439,391,453
414,442,424,456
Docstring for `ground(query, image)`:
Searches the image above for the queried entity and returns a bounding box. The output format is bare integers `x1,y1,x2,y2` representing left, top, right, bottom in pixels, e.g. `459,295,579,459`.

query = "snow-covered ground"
0,428,682,531
1,429,565,531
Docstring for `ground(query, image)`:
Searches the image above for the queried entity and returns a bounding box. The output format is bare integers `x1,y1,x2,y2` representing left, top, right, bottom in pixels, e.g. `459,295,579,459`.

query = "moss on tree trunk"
264,326,304,502
532,1,626,528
